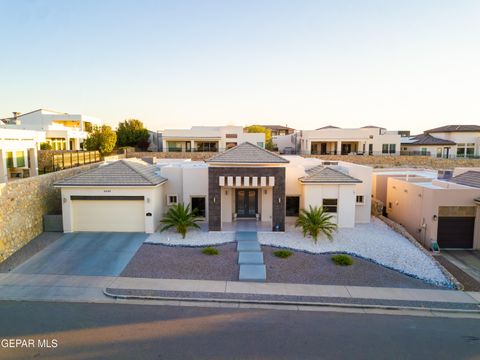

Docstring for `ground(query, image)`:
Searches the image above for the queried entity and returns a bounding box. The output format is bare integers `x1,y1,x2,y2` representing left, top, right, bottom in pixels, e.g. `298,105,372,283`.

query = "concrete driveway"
442,250,480,283
12,232,147,276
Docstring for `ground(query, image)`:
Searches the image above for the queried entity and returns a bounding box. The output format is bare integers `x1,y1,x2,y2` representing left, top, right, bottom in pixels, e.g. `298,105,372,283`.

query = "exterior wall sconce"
264,189,267,195
433,215,437,221
146,198,150,203
278,197,281,203
225,190,228,195
63,197,67,204
213,197,216,204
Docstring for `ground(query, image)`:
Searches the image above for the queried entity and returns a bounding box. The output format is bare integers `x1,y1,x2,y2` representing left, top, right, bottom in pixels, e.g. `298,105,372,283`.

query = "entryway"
235,189,258,218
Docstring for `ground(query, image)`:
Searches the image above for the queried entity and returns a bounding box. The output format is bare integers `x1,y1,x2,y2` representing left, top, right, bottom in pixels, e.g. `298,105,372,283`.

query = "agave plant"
295,205,337,242
160,203,201,239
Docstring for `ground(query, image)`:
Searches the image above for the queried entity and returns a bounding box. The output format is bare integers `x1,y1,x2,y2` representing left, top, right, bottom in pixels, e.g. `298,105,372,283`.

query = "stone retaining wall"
0,163,100,263
127,152,480,169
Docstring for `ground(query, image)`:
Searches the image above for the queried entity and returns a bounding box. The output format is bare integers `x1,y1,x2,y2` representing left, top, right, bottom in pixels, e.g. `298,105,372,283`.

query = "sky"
0,0,479,134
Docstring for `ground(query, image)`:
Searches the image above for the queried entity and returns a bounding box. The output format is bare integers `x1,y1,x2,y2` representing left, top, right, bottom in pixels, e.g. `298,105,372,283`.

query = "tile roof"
316,125,340,130
206,142,289,164
55,159,167,186
401,134,456,146
300,166,362,184
425,125,480,133
448,171,480,188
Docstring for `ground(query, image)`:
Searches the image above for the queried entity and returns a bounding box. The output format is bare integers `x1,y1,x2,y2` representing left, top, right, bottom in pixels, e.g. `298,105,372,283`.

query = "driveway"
441,250,480,283
11,232,147,276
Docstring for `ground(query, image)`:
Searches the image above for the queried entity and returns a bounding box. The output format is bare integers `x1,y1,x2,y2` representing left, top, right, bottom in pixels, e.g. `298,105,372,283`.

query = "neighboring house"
373,168,480,250
401,133,457,158
0,128,45,182
1,109,103,150
280,125,403,155
424,125,480,158
160,126,265,152
55,142,371,233
260,125,295,136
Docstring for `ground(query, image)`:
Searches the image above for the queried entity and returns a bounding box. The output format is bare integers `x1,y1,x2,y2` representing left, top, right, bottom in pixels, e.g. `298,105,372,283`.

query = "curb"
103,288,480,315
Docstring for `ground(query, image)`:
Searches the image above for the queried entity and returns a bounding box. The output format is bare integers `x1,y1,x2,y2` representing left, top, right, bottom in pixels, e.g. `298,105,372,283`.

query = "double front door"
235,189,258,218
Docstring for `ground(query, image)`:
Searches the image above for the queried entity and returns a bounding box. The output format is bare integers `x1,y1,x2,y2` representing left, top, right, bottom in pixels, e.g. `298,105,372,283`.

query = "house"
277,125,403,155
0,128,45,182
159,126,265,152
401,133,457,158
424,125,480,158
55,143,371,233
260,125,295,137
373,168,480,250
1,109,103,150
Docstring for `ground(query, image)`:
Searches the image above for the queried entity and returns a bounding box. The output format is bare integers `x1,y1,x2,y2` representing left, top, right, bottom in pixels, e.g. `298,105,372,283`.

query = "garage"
71,196,145,232
437,217,475,249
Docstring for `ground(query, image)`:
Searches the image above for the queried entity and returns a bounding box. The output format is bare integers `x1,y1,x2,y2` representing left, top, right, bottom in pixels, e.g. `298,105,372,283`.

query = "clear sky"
1,0,479,133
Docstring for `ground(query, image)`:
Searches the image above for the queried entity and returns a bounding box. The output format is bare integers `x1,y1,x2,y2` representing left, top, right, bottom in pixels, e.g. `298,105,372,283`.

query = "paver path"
236,231,266,281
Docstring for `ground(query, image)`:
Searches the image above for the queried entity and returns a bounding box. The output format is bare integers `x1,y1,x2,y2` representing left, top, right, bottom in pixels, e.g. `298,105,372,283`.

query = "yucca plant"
295,205,337,242
160,203,201,239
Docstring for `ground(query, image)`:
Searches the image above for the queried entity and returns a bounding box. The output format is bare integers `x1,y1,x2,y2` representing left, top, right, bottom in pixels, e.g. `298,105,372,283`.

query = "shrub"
295,205,337,242
40,142,52,150
331,254,353,266
273,250,293,258
202,247,219,255
160,203,201,239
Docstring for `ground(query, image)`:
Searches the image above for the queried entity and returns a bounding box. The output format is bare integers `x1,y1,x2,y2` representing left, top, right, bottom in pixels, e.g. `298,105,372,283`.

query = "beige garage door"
72,198,145,232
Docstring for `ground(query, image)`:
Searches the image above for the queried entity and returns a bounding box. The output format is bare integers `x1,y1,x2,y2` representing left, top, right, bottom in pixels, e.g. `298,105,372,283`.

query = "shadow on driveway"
11,232,147,276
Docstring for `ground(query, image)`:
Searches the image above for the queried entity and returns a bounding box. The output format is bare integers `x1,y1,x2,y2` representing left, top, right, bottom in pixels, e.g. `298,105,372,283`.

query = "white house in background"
55,143,371,233
275,125,404,155
372,168,480,250
423,125,480,158
159,126,265,152
0,128,45,182
401,133,457,158
1,109,103,150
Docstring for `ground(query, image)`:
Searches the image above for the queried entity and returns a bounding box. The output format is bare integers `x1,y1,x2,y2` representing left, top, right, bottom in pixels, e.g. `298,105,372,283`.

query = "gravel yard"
121,243,238,281
146,226,235,246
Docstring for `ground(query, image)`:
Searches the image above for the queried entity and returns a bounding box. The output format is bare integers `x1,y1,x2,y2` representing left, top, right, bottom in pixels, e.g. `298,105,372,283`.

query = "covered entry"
71,196,146,232
235,189,258,218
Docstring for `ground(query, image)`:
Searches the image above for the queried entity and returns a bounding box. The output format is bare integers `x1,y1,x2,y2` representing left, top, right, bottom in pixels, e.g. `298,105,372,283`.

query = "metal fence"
39,151,101,174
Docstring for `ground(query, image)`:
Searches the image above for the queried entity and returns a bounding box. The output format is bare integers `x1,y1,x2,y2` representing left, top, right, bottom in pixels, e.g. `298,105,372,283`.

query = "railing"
39,150,101,174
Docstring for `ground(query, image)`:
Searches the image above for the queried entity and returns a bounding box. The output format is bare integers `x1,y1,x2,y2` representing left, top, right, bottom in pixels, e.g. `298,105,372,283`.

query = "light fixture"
146,198,150,203
433,215,437,221
213,197,216,204
264,189,267,195
278,197,281,203
63,197,67,204
225,190,228,195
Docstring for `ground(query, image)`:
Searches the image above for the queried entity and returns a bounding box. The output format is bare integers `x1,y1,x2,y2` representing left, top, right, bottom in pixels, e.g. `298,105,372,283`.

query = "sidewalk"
1,272,479,312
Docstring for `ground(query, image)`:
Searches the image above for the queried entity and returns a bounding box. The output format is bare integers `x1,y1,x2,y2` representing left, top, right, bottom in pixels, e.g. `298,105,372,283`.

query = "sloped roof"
206,142,289,164
316,125,340,130
401,134,456,146
425,125,480,133
260,125,294,131
448,171,480,188
300,166,362,184
55,159,167,187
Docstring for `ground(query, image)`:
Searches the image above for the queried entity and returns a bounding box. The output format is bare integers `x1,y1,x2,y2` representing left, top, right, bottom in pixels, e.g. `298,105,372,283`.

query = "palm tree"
160,203,201,239
295,205,337,242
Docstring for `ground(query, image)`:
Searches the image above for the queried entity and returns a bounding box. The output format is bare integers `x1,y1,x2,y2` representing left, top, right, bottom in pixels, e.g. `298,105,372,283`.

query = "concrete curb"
102,288,480,314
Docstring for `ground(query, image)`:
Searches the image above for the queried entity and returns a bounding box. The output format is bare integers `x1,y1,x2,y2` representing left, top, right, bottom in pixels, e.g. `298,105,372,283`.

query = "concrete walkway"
236,231,266,282
1,273,479,308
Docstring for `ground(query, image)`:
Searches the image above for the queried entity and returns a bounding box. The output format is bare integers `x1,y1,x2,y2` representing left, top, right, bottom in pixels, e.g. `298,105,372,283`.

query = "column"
28,148,38,177
336,141,342,155
0,150,7,183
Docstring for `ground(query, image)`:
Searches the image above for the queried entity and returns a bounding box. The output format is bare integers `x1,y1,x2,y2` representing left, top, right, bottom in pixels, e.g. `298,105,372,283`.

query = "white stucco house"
55,143,371,233
0,128,45,182
159,126,265,152
275,125,404,155
401,133,457,158
1,109,103,150
423,125,480,158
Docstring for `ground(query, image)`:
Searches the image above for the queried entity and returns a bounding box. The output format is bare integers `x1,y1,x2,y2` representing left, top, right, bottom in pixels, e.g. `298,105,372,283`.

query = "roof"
206,142,289,164
55,159,167,187
316,125,340,130
448,171,480,188
425,125,480,133
300,166,362,184
401,134,456,146
260,125,294,131
361,125,383,129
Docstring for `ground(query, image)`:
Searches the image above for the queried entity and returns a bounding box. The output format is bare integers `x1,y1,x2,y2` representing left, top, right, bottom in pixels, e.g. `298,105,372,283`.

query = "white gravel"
146,228,235,246
259,217,451,286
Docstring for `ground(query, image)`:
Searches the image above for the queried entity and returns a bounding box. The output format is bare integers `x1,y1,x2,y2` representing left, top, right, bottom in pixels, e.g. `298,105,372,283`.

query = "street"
0,301,479,359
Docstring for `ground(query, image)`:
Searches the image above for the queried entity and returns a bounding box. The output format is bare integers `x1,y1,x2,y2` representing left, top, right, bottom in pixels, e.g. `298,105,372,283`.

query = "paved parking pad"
12,232,147,276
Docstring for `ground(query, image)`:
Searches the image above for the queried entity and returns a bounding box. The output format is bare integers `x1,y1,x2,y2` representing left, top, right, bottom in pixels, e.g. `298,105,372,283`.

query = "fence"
38,151,101,174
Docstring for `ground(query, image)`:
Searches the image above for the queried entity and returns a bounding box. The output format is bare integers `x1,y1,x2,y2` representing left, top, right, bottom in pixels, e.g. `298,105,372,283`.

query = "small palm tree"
295,205,337,242
160,203,201,239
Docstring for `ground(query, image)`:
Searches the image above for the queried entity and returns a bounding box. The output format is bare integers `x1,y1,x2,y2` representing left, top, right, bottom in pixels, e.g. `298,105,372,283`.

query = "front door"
235,189,258,218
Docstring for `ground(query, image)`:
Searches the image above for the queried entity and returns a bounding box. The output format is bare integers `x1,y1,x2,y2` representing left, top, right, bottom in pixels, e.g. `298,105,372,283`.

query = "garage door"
72,196,145,232
437,217,475,249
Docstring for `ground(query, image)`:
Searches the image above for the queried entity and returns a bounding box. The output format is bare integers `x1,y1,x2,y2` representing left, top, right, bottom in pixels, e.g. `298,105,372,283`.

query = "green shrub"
331,254,353,266
202,247,219,255
273,250,293,258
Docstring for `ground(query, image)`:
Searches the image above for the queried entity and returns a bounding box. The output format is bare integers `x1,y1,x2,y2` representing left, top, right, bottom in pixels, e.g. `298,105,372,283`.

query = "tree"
84,125,117,156
116,119,150,150
245,125,274,150
295,205,337,242
160,203,202,239
40,142,52,150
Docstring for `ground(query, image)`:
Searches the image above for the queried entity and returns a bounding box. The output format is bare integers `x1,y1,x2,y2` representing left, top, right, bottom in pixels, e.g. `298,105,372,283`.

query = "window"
256,142,264,148
226,142,237,149
356,195,364,204
286,196,300,216
389,144,396,154
167,194,178,205
167,141,183,152
191,197,206,217
421,148,428,155
382,144,389,154
225,133,238,138
322,199,338,213
196,142,218,152
6,152,13,168
16,151,25,167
